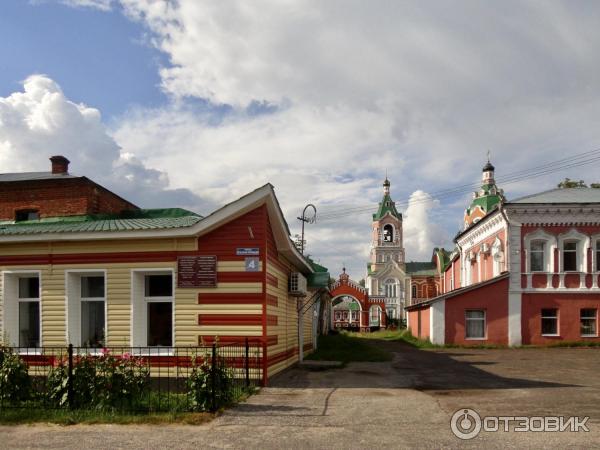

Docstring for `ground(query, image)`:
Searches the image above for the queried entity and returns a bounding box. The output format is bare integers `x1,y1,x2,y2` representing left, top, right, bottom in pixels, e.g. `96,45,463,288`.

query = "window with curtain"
465,310,485,339
530,240,545,272
581,309,597,337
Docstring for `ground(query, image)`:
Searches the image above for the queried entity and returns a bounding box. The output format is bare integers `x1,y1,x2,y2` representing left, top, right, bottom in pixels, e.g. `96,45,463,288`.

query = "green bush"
0,348,31,404
187,356,234,412
46,350,150,410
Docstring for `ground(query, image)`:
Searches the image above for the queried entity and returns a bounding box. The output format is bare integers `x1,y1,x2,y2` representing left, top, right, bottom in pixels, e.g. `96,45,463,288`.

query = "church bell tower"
370,178,405,268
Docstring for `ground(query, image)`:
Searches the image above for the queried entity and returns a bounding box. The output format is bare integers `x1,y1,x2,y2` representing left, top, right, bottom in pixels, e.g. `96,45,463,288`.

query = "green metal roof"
372,193,401,221
306,257,330,288
405,261,437,276
0,208,202,235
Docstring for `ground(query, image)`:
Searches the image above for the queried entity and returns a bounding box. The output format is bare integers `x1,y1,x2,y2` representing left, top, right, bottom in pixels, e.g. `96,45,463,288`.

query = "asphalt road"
1,341,599,449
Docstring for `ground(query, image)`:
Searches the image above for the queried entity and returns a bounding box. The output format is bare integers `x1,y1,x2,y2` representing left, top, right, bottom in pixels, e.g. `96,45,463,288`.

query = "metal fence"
0,340,263,413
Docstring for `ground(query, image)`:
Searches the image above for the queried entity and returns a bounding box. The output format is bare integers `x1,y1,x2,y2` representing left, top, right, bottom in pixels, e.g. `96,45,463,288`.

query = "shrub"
0,348,31,404
187,355,234,412
46,350,149,410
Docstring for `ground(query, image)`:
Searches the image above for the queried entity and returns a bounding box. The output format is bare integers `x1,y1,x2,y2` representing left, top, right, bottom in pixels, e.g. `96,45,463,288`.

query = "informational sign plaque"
245,257,260,272
178,256,217,288
236,248,260,256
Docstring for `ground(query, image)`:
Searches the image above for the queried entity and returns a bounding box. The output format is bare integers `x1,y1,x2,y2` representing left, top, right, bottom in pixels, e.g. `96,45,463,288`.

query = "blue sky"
3,1,600,278
0,1,165,117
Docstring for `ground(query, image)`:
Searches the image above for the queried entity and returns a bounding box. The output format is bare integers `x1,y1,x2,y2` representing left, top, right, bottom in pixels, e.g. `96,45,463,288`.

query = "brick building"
407,160,600,346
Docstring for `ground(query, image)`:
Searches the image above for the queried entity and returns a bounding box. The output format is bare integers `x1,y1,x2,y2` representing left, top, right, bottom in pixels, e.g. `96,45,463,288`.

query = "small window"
530,240,545,272
81,276,104,298
19,277,39,299
334,311,341,321
145,274,172,297
465,310,486,339
541,308,558,335
351,310,358,321
563,241,578,271
581,309,597,337
596,241,600,272
15,209,39,222
411,285,417,298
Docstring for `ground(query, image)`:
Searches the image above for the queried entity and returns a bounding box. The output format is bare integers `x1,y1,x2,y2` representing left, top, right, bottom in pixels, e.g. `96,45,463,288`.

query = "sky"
3,1,600,279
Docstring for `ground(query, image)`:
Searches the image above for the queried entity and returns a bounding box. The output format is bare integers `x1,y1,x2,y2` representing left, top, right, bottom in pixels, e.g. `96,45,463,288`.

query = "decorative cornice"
504,205,600,226
457,211,505,248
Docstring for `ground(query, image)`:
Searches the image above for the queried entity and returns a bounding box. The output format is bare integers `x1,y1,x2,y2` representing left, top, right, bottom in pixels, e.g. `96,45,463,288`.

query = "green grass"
306,332,393,363
0,408,215,425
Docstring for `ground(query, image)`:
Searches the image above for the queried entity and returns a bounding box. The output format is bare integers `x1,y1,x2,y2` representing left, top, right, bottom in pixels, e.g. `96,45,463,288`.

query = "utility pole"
297,204,317,254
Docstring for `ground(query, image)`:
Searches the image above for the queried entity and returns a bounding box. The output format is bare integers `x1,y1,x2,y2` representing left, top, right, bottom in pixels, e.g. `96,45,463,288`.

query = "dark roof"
482,161,495,172
0,171,80,182
405,261,437,276
509,187,600,204
0,208,202,235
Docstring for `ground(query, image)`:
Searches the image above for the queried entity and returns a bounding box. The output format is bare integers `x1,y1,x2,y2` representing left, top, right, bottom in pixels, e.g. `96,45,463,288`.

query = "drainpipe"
298,298,304,363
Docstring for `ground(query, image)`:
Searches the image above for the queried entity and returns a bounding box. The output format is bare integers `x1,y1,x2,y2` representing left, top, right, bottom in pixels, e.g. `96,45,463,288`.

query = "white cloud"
29,1,600,277
0,75,214,213
58,0,114,11
403,191,449,261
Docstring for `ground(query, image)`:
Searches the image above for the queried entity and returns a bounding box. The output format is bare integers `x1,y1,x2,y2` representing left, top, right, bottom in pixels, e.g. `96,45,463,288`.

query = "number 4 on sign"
245,257,260,272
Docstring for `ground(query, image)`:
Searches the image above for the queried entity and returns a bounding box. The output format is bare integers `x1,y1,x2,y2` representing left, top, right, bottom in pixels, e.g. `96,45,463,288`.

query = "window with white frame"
563,241,578,272
411,284,417,299
530,240,546,272
132,271,173,348
334,311,341,321
66,272,106,348
596,241,600,272
369,305,381,325
581,309,597,337
145,275,173,347
384,278,397,298
18,277,40,348
465,310,485,339
541,308,559,336
351,310,359,321
81,276,105,348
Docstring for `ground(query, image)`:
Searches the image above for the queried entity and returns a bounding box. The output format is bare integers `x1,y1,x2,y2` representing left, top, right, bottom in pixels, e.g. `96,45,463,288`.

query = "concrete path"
1,340,599,449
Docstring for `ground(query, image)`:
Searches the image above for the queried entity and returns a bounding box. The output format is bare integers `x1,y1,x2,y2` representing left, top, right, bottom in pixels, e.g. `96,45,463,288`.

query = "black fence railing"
0,340,263,413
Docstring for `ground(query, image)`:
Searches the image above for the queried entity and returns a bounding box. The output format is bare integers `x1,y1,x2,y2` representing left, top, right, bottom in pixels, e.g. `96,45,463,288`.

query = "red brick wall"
0,178,137,220
408,306,430,340
521,293,600,345
444,277,509,345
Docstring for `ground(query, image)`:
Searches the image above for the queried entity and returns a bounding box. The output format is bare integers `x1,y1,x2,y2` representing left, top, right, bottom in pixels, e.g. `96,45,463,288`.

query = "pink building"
406,161,600,346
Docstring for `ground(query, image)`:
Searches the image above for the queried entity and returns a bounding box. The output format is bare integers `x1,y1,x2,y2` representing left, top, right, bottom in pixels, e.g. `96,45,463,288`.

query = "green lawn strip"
306,332,392,364
0,409,215,425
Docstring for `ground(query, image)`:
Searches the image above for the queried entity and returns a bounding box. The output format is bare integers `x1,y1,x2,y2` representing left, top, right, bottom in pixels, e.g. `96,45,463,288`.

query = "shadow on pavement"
269,338,578,391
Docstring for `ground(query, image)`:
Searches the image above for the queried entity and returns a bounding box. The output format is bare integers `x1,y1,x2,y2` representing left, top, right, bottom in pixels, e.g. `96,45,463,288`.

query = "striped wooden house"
0,156,328,384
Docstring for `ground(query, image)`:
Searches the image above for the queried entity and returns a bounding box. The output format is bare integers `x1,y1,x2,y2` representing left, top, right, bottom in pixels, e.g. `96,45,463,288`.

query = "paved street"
1,340,599,449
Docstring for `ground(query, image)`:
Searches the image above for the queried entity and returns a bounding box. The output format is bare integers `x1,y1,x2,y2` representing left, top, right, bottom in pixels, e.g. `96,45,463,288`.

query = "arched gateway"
329,268,386,332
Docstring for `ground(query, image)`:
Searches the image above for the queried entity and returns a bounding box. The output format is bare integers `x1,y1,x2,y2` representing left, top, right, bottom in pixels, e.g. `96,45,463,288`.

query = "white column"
508,223,522,346
430,299,445,345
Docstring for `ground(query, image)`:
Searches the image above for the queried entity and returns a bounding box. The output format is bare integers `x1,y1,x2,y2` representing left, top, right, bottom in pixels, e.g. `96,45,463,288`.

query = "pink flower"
122,352,132,360
101,348,110,355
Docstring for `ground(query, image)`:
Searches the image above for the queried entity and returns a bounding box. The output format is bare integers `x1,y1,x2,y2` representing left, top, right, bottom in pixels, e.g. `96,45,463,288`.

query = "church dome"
482,161,495,172
383,178,391,187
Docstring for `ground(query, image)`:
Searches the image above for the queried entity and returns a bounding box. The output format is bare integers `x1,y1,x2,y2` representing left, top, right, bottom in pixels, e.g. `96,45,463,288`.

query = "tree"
557,178,587,188
358,278,366,287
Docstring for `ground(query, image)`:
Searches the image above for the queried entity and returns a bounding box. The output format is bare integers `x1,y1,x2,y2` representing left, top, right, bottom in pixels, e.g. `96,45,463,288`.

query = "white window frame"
524,229,556,273
131,268,175,354
557,229,588,273
369,305,381,326
65,269,107,351
541,308,559,337
465,309,486,340
591,234,600,272
384,278,397,298
1,270,42,352
580,308,597,337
